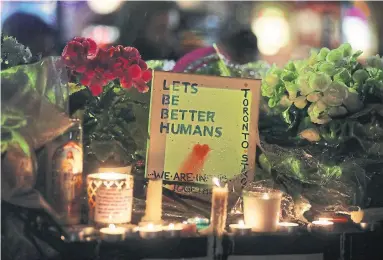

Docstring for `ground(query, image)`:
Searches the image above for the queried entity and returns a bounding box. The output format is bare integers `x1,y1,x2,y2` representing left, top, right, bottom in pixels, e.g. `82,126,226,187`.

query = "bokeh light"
87,0,122,15
252,7,290,56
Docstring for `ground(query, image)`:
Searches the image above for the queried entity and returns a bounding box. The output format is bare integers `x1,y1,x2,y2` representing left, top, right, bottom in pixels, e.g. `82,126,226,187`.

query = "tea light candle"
139,223,163,239
278,222,299,233
164,223,183,238
100,224,126,242
243,188,282,232
309,219,334,232
210,177,228,236
229,220,252,236
142,178,163,223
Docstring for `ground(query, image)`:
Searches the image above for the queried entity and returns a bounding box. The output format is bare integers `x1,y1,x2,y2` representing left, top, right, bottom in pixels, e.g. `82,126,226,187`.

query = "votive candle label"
95,186,133,224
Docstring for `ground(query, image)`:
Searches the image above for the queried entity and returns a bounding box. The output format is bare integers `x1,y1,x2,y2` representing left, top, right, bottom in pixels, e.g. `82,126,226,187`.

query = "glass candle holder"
87,172,134,224
243,186,282,232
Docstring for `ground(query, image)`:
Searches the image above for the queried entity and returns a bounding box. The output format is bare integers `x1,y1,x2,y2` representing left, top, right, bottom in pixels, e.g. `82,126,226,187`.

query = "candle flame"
238,220,245,227
213,177,220,187
312,220,334,226
148,223,154,230
169,223,175,230
109,224,116,229
262,193,270,200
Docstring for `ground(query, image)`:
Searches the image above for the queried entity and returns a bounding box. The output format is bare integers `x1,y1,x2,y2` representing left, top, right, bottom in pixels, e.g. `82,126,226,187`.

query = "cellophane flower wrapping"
1,57,72,259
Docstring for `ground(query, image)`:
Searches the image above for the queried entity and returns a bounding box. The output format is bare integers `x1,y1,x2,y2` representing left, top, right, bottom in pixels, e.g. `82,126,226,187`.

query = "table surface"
58,226,383,260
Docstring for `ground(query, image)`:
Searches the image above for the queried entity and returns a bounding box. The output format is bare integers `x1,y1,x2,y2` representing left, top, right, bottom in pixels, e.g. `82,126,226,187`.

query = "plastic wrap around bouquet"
1,56,73,259
170,43,383,221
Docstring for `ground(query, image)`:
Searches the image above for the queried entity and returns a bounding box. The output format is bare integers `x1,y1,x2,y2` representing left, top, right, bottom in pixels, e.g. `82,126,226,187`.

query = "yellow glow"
212,177,220,187
87,0,122,14
252,8,290,56
88,172,128,180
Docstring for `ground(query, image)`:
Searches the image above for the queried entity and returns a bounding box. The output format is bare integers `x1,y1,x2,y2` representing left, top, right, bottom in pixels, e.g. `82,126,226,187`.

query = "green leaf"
11,131,30,156
366,55,383,69
351,50,363,60
352,69,369,83
259,154,272,173
333,68,351,84
282,106,292,124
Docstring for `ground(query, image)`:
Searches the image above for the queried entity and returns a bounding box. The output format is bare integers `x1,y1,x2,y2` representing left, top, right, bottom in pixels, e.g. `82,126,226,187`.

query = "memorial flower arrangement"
173,43,383,220
62,37,152,170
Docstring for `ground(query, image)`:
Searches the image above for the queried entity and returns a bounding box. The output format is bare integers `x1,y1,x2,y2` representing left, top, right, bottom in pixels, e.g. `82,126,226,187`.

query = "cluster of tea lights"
83,171,340,242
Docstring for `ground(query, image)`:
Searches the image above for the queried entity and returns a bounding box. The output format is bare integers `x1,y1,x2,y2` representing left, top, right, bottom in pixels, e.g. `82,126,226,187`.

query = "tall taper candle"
210,178,228,236
142,178,163,223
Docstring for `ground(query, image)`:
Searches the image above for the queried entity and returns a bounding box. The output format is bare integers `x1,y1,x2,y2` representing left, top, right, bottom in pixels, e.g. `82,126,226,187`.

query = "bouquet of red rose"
62,37,152,171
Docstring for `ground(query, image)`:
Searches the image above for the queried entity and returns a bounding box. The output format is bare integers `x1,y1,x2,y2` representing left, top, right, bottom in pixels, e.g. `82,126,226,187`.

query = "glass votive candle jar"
243,186,282,233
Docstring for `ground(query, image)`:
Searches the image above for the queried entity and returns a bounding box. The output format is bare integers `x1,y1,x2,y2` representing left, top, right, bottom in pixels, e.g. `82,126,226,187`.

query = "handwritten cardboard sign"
146,71,261,188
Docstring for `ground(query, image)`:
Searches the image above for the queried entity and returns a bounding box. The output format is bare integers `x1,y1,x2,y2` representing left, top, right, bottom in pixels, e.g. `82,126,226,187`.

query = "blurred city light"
252,7,290,56
82,25,120,45
87,0,122,15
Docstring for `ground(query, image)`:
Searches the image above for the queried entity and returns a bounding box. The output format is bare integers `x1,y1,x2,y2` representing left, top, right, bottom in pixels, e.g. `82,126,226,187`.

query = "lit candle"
87,172,134,224
229,220,252,236
100,224,126,242
138,223,163,239
163,223,183,238
142,178,163,223
243,188,282,232
278,222,299,233
99,166,132,174
309,219,334,232
210,177,228,236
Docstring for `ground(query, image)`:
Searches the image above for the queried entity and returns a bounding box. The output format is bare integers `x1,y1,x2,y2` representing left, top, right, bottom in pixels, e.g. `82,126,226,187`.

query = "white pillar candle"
243,189,282,232
210,177,228,236
100,224,126,242
142,178,163,223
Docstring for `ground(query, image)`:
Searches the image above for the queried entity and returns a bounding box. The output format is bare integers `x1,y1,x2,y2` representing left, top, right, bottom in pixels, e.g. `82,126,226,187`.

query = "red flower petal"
141,69,152,82
75,65,87,73
123,47,140,59
80,75,91,86
128,64,142,79
73,37,86,43
87,39,98,55
90,85,103,96
138,59,148,70
134,78,150,93
121,79,133,89
84,70,96,78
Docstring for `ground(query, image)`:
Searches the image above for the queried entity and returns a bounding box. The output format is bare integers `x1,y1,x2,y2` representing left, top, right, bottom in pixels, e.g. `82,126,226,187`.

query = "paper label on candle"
228,254,323,260
95,186,133,224
146,71,260,191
